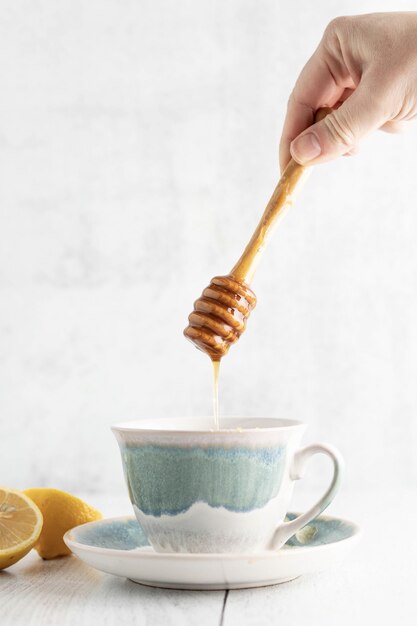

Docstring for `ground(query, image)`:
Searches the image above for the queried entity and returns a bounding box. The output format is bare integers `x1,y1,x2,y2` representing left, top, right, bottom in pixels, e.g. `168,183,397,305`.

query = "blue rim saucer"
64,512,361,590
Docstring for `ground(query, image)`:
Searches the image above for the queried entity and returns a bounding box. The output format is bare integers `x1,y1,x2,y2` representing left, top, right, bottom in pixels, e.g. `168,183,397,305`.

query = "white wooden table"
2,487,417,625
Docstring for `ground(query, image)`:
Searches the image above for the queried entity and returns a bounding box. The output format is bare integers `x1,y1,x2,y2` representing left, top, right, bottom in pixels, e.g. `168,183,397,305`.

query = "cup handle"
270,443,344,550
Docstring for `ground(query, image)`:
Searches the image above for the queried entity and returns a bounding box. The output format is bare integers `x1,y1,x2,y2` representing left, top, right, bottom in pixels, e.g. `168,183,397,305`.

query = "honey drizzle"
212,360,220,430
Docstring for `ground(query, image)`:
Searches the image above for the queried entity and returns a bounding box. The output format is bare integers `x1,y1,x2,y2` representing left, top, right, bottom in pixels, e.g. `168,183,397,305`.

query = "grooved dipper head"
184,275,257,361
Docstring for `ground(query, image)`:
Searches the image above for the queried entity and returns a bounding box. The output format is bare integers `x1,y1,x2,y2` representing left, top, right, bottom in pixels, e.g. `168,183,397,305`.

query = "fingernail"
291,133,321,164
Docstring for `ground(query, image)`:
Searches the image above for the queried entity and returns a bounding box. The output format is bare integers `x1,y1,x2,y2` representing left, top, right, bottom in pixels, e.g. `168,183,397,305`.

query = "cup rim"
111,416,305,435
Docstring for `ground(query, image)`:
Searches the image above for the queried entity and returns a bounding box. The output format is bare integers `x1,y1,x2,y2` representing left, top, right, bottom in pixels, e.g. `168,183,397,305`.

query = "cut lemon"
0,487,43,570
24,488,102,559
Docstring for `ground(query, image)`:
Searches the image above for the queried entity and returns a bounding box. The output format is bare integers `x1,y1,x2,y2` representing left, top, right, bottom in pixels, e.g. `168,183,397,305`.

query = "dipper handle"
230,107,332,284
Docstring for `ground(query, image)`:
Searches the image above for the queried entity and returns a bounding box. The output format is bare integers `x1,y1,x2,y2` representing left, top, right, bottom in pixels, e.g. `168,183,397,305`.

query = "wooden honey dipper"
184,108,332,362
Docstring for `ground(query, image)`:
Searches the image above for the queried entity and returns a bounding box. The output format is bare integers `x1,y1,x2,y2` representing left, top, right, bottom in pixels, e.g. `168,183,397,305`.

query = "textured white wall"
1,0,417,495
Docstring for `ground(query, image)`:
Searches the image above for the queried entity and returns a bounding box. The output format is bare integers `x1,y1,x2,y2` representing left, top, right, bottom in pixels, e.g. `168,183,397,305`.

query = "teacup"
111,417,343,553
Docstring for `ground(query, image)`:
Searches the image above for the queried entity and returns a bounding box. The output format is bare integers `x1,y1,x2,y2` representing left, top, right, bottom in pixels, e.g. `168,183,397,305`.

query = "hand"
279,12,417,172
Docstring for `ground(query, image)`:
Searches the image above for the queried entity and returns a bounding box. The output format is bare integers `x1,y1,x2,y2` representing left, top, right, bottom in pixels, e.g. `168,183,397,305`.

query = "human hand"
279,12,417,171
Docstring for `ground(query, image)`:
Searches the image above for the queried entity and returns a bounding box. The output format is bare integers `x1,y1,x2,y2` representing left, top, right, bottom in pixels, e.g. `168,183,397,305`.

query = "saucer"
64,512,361,590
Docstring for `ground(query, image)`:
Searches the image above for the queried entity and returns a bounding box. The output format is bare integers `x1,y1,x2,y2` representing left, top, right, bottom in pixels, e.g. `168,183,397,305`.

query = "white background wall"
1,0,417,496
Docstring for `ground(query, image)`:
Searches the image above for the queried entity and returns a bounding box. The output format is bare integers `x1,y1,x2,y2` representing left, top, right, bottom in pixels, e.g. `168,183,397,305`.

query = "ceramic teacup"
111,417,343,554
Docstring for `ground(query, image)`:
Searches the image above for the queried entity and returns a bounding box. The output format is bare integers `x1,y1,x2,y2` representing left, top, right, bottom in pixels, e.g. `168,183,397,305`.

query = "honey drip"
212,360,220,430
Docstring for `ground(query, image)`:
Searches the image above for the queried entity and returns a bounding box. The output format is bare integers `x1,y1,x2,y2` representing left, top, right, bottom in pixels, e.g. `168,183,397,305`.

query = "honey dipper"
184,108,332,362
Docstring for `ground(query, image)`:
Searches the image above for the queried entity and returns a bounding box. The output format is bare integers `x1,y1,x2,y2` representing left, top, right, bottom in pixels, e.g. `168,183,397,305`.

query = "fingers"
279,52,351,172
380,120,406,133
343,146,359,157
289,78,388,166
279,96,315,173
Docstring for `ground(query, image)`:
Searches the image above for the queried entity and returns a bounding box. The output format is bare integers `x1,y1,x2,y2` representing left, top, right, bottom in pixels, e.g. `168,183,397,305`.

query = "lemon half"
0,487,43,570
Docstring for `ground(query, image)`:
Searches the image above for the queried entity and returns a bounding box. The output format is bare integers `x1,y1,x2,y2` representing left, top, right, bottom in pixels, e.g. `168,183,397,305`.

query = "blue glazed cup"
112,417,343,554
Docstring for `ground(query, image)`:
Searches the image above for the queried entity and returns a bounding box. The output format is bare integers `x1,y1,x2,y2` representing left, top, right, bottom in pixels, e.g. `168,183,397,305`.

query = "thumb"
290,82,387,165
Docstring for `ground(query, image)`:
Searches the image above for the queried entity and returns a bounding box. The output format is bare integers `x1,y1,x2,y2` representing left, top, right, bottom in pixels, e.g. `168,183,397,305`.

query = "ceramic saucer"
64,512,361,590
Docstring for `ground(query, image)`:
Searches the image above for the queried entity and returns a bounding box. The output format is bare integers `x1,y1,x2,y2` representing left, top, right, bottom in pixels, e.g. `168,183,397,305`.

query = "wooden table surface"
2,488,417,625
